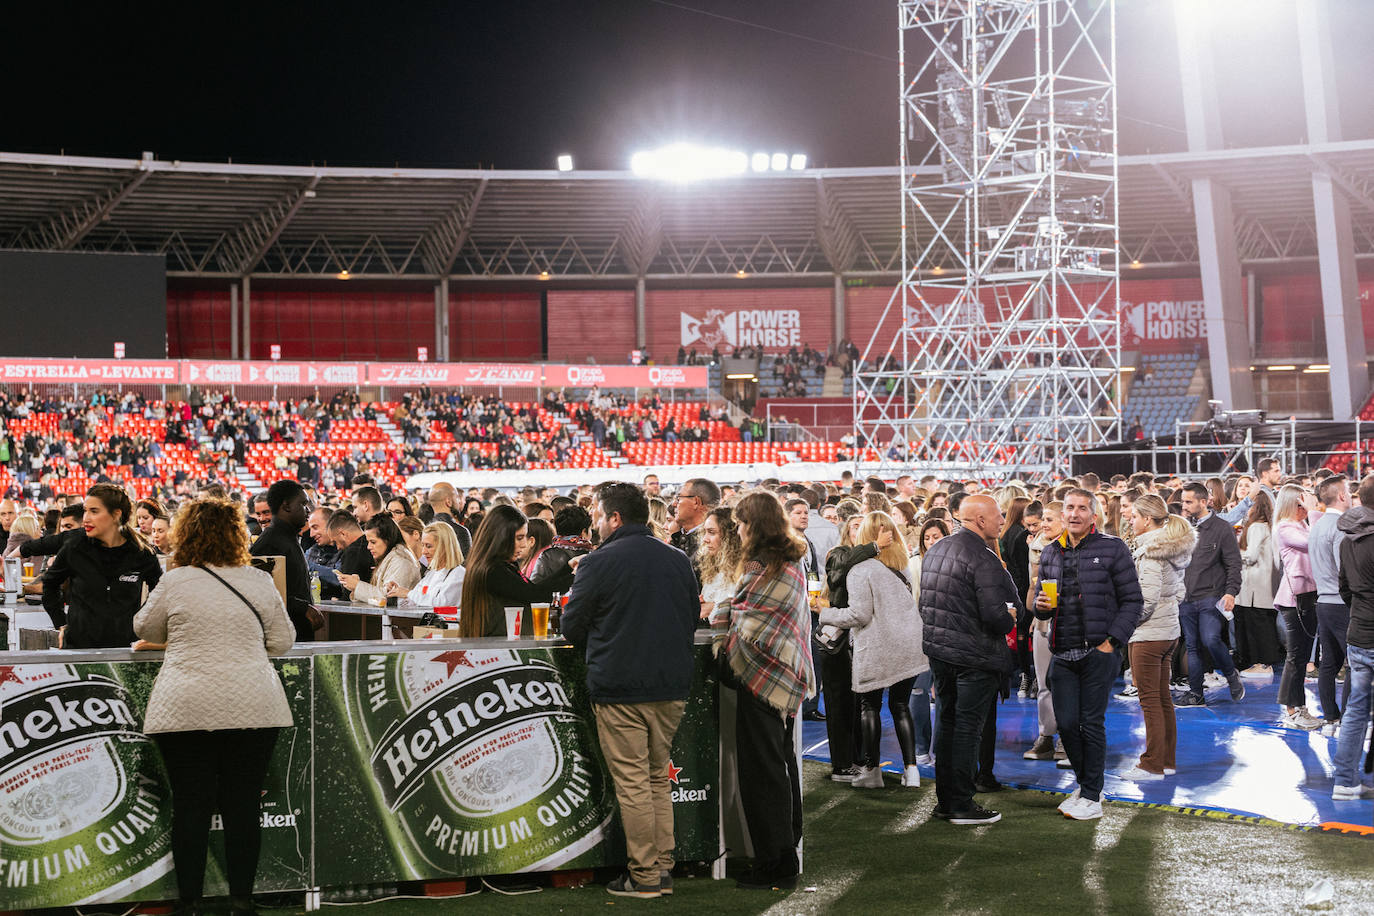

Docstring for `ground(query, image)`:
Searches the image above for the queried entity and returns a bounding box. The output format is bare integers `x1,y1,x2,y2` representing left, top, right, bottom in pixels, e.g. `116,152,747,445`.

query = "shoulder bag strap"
198,565,266,636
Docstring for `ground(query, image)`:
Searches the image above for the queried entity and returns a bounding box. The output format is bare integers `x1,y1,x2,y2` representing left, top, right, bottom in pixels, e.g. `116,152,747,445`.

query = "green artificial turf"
65,761,1374,915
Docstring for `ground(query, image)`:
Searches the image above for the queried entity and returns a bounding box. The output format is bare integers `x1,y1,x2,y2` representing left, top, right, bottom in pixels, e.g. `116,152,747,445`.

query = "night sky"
3,1,1373,170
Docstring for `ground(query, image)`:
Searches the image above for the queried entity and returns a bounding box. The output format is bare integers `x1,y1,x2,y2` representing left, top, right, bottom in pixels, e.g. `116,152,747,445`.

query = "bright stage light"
629,143,749,182
751,152,771,172
556,154,573,172
771,152,789,171
789,153,807,170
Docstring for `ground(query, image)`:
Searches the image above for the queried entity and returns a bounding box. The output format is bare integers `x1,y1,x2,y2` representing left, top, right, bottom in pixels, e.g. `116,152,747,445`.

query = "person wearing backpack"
819,511,928,789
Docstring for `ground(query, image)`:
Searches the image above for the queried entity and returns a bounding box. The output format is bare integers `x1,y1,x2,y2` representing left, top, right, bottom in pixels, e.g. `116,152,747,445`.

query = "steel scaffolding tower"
855,0,1120,478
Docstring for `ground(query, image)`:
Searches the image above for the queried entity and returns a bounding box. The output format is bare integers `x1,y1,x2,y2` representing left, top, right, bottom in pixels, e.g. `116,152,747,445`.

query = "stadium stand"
1122,351,1203,438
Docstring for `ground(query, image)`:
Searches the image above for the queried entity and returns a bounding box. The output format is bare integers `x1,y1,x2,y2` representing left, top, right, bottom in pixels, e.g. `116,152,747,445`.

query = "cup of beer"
1041,579,1058,608
531,603,550,639
504,606,523,639
23,561,36,579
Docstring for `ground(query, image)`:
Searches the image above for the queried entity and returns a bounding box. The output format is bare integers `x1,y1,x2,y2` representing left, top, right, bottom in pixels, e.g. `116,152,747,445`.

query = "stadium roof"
4,139,1374,282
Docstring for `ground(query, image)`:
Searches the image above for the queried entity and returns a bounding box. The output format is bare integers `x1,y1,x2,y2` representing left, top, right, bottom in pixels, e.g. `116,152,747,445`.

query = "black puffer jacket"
917,528,1020,671
1034,530,1143,652
42,534,162,648
825,542,878,608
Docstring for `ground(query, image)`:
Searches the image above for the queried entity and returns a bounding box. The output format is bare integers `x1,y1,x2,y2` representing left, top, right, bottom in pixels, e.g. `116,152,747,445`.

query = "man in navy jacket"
562,483,698,899
1034,488,1143,821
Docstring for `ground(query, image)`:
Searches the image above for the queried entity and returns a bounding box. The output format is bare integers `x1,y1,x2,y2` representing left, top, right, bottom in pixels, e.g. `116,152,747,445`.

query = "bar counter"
0,633,722,909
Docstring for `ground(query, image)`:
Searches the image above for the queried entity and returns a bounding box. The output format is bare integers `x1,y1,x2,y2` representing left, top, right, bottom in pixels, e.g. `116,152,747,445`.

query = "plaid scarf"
715,558,816,715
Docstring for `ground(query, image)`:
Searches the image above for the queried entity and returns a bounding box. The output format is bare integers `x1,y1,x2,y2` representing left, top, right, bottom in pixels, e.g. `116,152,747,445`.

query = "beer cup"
531,603,550,638
1041,579,1058,608
504,606,522,639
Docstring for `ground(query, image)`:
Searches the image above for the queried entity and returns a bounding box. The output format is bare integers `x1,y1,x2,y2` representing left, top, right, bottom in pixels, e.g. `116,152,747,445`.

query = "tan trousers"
593,700,686,886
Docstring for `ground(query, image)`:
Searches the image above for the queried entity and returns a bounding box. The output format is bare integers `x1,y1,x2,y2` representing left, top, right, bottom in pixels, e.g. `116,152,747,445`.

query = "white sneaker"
1116,684,1139,700
851,765,884,789
1321,722,1340,738
1331,784,1374,800
915,753,933,766
1284,709,1324,730
1057,788,1081,814
1064,796,1104,820
901,765,921,788
1203,671,1226,690
1056,757,1074,769
1119,766,1164,782
1240,664,1272,679
1163,768,1177,776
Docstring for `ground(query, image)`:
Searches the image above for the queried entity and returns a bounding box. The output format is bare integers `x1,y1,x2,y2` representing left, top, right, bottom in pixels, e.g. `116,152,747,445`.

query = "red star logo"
0,667,21,687
431,650,474,677
666,760,683,784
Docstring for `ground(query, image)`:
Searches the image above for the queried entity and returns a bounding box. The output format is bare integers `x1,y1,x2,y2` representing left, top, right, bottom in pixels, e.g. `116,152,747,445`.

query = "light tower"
854,0,1121,479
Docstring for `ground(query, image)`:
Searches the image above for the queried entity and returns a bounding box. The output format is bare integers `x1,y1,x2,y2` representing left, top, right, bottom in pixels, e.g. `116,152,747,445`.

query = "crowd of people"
4,457,1373,904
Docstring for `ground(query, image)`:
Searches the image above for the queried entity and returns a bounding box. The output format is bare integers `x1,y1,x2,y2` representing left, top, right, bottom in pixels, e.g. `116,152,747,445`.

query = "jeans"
1179,597,1236,696
1332,644,1374,787
929,659,1000,814
1277,595,1318,709
1129,639,1177,773
909,669,934,756
1316,602,1351,722
1049,648,1119,802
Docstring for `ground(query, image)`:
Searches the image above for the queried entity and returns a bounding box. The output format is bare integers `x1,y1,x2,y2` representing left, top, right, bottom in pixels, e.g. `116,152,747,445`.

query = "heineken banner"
312,644,720,887
0,658,312,910
0,643,719,908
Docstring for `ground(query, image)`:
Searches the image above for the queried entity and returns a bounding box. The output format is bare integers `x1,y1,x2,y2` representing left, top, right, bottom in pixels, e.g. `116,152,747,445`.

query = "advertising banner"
0,658,312,909
312,644,719,886
0,358,179,384
364,362,541,388
543,364,708,389
1,644,718,908
182,360,362,386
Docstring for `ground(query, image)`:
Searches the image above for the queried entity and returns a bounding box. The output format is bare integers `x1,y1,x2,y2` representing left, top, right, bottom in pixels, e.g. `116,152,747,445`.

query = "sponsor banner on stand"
312,643,719,885
182,360,363,386
0,358,179,384
365,362,541,387
543,364,708,389
0,658,312,909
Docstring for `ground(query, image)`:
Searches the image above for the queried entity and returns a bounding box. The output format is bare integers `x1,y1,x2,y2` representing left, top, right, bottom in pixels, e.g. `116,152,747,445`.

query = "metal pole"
1357,417,1363,478
242,276,253,360
1290,416,1298,474
230,282,240,360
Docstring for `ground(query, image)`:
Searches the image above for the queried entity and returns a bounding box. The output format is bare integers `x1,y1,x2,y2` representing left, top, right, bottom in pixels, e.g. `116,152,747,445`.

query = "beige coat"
134,564,295,733
819,557,928,692
1130,522,1195,643
1238,522,1275,609
353,545,422,603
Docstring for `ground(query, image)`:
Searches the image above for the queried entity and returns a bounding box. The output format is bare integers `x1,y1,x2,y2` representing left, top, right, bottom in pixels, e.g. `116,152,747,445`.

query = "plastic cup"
504,606,522,639
1042,580,1058,608
531,603,550,638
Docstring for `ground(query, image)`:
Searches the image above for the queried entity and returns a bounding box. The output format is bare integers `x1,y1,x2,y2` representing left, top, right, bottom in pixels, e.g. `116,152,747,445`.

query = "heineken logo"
0,679,141,771
370,662,577,811
666,759,710,803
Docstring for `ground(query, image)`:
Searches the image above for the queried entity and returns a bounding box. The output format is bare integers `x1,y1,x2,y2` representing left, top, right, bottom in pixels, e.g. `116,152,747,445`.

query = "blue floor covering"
801,671,1373,829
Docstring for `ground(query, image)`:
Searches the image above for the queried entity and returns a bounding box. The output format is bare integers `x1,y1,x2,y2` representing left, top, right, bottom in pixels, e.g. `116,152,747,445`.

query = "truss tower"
855,0,1121,478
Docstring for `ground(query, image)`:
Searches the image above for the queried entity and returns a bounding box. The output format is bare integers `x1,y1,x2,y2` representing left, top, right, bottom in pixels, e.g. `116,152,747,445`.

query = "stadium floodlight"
770,152,789,171
629,143,749,182
556,154,573,171
751,152,771,172
789,153,807,170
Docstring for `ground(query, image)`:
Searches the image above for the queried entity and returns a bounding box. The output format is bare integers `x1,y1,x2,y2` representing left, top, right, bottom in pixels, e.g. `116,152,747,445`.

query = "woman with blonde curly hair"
134,497,295,913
